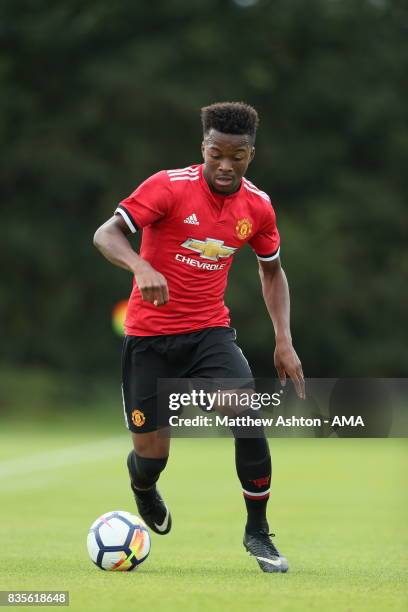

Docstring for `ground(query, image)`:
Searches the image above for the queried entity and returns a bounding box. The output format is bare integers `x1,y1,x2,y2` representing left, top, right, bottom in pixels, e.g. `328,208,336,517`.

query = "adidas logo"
183,213,199,225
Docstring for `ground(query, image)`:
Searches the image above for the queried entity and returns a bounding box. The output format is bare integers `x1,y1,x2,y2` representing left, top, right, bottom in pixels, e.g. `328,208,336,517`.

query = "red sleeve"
248,203,281,261
114,171,173,232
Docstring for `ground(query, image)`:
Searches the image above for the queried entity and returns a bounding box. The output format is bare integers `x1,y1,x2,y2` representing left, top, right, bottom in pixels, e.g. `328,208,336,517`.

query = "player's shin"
126,451,172,535
127,450,168,492
233,436,271,533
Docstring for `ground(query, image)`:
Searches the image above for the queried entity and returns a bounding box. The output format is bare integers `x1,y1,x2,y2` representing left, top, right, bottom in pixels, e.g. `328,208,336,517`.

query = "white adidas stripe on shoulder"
243,178,270,202
169,175,199,182
243,177,268,194
167,166,198,176
244,183,270,202
167,167,199,182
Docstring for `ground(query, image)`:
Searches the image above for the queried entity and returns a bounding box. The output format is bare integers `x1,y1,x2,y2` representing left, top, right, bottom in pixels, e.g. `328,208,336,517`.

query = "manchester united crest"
236,218,253,240
131,409,146,427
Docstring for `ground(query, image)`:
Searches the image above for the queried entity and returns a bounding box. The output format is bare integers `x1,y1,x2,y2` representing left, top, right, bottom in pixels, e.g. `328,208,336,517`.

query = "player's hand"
133,262,169,306
274,338,305,400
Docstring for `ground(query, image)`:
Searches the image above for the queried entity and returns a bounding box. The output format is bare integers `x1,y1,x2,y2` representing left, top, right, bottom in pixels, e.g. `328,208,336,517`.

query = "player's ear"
201,141,205,159
249,147,256,163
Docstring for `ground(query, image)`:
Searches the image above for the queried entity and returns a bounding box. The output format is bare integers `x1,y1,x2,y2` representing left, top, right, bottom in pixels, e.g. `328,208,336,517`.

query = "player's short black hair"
201,102,259,142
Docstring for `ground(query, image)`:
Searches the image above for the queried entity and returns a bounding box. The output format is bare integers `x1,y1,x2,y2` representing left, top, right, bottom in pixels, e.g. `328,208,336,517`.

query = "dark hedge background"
1,0,407,379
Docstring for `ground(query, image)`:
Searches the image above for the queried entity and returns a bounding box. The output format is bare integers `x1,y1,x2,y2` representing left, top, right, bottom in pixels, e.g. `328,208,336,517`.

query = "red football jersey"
115,164,280,336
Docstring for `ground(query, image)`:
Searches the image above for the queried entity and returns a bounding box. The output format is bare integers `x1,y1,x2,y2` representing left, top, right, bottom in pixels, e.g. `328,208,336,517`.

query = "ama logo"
331,415,365,427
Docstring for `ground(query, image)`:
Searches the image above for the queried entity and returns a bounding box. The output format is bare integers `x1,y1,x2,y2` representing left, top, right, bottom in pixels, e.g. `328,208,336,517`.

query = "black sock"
127,451,168,496
234,437,271,533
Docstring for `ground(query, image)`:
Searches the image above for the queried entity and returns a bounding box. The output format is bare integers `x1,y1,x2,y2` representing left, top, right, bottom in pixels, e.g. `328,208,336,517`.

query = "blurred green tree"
1,0,407,376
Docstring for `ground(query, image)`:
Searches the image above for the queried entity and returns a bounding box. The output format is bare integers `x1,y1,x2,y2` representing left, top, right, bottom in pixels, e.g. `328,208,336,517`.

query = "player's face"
201,129,255,195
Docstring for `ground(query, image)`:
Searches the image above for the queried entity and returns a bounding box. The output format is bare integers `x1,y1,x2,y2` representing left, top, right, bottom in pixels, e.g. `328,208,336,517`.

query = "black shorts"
121,326,253,433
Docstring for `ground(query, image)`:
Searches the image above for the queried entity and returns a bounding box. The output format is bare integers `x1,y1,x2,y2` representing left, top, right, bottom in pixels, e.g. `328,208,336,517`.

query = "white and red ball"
87,511,151,571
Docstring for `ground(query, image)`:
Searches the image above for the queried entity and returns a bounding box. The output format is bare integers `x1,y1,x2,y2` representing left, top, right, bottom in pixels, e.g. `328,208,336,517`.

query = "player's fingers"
298,368,306,399
162,282,169,304
143,286,160,304
291,369,305,400
151,288,163,306
151,276,169,306
276,366,286,388
153,290,164,307
291,373,302,399
157,283,169,306
140,286,153,302
141,283,165,305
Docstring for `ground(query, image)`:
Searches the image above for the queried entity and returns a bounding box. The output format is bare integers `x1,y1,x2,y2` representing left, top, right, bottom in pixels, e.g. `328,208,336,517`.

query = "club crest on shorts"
236,218,253,240
131,409,146,427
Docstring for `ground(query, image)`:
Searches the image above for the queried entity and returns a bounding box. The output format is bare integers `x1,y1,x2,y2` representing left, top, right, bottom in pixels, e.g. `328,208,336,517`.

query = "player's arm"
93,215,169,306
258,257,305,399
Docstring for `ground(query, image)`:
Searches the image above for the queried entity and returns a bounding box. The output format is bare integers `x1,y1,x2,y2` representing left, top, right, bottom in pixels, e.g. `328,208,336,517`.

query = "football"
87,511,151,571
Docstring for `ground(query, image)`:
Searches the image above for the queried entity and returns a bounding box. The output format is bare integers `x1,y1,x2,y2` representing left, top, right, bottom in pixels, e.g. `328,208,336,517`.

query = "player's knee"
127,451,168,488
131,432,170,458
234,435,270,463
230,410,270,461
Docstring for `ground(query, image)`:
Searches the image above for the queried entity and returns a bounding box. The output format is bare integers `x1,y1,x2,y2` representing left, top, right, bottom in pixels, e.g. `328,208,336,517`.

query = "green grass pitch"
0,426,406,612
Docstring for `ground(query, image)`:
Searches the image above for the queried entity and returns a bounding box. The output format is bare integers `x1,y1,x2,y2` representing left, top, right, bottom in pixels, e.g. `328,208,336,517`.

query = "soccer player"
93,102,305,573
